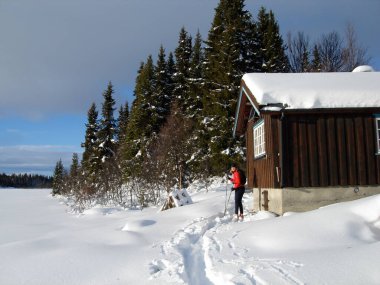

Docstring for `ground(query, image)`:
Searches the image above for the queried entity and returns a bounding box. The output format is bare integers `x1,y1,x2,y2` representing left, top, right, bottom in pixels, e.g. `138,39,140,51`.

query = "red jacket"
230,170,242,189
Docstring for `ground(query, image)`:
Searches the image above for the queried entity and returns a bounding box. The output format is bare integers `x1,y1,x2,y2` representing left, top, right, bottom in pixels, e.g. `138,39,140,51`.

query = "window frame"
375,116,380,155
253,119,266,159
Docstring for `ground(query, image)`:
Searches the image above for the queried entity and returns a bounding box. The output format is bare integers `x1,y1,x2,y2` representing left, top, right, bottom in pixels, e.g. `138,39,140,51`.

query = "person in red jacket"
229,163,245,221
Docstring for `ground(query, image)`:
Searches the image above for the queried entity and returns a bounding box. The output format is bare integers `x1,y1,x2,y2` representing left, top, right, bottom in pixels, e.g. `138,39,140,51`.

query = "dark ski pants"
234,187,245,215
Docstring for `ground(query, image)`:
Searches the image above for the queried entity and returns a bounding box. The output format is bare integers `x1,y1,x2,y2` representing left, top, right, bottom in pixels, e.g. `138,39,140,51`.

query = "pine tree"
173,27,192,111
70,153,80,178
81,103,100,184
117,101,129,145
311,44,322,72
122,57,155,178
188,31,204,118
152,45,171,129
52,159,65,195
201,0,254,174
166,52,176,108
68,153,80,194
256,7,289,72
98,81,117,163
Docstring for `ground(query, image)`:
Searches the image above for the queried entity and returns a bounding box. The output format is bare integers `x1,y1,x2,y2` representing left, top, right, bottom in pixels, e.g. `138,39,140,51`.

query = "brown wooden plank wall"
281,113,380,188
247,114,279,189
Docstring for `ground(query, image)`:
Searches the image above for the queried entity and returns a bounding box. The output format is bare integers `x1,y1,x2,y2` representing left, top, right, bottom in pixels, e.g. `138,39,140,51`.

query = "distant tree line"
0,173,52,188
52,0,371,210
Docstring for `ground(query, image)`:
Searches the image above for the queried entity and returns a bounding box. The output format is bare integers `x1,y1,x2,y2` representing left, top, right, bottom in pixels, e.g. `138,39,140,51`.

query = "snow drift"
0,183,379,285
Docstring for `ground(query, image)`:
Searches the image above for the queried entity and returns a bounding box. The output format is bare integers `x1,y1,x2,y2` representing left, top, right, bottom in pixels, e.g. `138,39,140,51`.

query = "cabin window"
253,120,266,158
376,117,380,154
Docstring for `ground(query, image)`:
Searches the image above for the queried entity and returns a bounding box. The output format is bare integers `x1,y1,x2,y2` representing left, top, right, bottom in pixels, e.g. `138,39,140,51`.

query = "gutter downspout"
279,110,285,188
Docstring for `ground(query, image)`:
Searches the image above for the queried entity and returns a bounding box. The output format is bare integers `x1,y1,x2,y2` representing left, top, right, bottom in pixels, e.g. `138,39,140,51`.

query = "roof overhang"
233,80,261,137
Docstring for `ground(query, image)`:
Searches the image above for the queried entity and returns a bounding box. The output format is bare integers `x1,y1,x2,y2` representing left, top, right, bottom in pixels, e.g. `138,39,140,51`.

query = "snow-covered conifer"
52,159,65,195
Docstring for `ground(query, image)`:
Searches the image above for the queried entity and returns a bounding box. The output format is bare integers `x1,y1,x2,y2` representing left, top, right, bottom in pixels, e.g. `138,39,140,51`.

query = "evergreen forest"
0,173,52,188
52,0,370,210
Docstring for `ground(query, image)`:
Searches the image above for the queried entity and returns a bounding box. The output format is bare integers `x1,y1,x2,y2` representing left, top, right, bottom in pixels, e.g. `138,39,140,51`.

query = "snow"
352,65,375,72
169,189,193,207
242,72,380,109
1,185,380,284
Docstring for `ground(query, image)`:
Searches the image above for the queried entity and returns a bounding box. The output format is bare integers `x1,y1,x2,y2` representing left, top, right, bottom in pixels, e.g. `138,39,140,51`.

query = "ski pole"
224,179,228,215
224,187,233,216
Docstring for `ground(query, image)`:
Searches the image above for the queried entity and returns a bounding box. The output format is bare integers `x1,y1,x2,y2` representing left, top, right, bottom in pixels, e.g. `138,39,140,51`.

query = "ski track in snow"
149,213,304,285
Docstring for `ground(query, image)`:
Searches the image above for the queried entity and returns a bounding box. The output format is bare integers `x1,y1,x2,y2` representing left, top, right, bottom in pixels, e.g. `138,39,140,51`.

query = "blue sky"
1,0,379,175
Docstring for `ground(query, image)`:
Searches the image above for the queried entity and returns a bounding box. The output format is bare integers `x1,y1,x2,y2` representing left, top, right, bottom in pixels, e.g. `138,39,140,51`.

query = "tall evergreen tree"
68,153,80,193
166,52,176,103
173,27,192,111
256,7,289,72
311,45,322,72
117,101,129,145
70,153,80,178
98,81,117,162
188,31,204,118
122,57,155,178
152,45,171,128
81,103,100,183
52,159,65,195
201,0,254,173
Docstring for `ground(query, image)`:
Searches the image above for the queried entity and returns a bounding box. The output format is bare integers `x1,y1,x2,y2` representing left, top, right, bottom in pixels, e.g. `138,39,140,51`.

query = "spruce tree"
166,52,176,103
311,44,322,72
69,153,80,193
173,27,192,111
98,81,117,163
152,46,171,129
52,159,65,195
122,57,155,178
117,101,129,145
201,0,254,173
256,7,289,72
81,103,100,184
188,31,204,118
70,153,80,178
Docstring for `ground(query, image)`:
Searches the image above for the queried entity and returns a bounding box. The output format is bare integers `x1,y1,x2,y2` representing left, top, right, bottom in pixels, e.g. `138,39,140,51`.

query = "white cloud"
0,145,82,175
0,0,379,120
0,0,218,119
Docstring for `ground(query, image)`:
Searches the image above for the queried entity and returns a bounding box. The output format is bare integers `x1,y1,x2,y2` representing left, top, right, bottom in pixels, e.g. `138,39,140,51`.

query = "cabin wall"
282,113,380,188
247,114,279,189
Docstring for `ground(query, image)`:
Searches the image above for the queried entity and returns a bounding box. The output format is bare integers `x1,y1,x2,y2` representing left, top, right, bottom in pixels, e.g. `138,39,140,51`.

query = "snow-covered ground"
1,181,380,285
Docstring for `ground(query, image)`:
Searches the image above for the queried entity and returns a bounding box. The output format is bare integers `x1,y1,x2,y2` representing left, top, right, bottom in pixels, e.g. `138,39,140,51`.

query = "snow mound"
82,206,123,216
121,219,156,231
352,65,375,72
249,210,277,221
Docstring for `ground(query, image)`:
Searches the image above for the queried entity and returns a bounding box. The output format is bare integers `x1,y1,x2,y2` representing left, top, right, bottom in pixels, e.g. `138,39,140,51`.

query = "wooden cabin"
234,70,380,214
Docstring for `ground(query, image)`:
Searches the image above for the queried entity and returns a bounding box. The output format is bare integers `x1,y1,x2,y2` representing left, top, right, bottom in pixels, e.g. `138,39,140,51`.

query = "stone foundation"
252,186,380,215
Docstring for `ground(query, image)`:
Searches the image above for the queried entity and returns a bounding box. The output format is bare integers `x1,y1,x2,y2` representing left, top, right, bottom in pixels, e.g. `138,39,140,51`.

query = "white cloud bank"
0,145,82,175
0,0,379,119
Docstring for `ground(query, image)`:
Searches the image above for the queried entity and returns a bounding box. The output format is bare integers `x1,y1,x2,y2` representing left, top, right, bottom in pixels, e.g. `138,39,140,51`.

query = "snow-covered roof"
242,72,380,109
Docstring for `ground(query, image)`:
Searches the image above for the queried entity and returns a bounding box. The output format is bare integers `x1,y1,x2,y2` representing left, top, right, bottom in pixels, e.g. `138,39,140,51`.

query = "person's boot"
239,214,244,221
